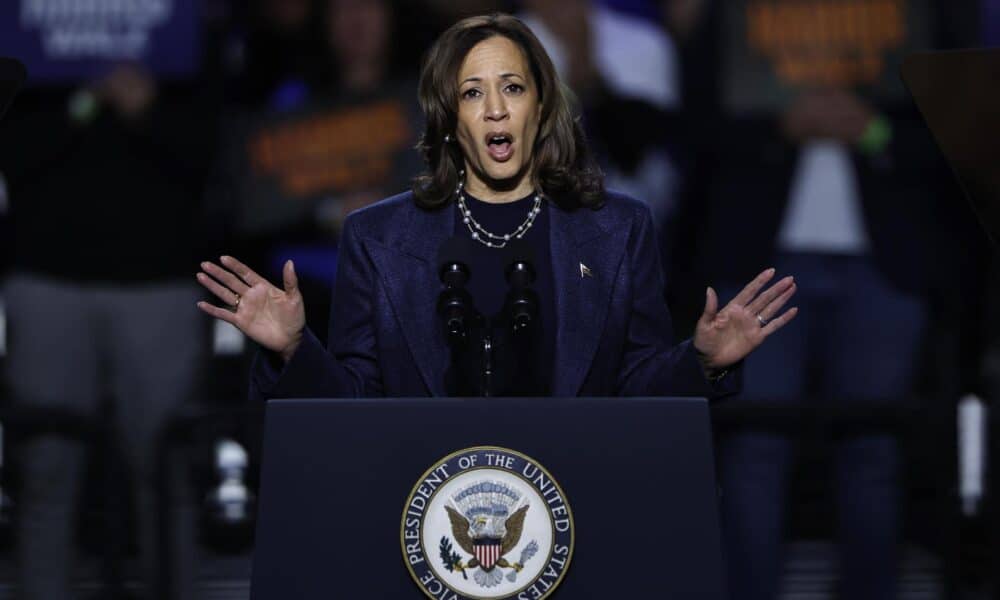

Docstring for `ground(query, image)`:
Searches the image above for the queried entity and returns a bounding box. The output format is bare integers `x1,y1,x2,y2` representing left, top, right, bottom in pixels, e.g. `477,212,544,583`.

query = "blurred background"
0,0,997,598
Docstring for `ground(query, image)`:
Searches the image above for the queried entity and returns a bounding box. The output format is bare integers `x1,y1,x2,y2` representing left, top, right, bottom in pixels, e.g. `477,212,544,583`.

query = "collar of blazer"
360,194,627,397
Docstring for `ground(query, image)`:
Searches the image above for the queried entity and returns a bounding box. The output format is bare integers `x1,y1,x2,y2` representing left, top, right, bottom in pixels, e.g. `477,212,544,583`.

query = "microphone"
504,239,536,287
437,237,476,345
503,240,538,333
438,236,472,288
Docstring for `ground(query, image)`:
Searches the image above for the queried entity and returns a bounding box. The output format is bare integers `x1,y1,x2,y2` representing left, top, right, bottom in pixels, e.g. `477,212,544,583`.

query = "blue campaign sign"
0,0,201,84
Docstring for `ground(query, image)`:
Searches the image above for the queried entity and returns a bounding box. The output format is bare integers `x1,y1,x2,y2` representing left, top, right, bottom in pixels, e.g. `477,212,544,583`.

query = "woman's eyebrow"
461,73,525,85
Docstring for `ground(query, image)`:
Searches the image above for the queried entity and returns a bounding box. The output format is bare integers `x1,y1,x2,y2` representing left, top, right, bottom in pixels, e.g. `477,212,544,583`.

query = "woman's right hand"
196,256,306,362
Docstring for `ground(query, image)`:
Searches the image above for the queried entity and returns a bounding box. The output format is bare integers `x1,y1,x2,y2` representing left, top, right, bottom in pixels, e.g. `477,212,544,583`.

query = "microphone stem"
481,333,493,397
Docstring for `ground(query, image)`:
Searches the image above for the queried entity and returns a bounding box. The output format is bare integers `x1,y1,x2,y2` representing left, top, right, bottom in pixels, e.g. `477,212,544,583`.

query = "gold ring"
233,293,241,310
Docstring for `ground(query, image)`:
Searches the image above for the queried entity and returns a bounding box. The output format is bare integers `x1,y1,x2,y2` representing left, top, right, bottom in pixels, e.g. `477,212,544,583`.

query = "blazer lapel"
549,204,628,397
362,204,453,396
359,199,627,398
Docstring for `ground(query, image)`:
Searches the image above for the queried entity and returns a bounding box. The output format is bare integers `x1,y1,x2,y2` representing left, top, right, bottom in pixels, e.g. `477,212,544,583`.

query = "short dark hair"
412,13,603,210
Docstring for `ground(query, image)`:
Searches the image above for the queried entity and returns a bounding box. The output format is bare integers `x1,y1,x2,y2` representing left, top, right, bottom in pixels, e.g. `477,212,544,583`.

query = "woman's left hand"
693,268,798,371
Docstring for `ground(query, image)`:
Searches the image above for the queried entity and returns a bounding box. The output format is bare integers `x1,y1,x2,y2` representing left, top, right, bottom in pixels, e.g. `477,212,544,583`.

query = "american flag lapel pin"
580,262,592,278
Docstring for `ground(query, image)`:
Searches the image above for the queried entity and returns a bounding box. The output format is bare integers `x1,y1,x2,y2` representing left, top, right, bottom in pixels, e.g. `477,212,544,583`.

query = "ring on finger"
232,293,241,310
756,314,769,327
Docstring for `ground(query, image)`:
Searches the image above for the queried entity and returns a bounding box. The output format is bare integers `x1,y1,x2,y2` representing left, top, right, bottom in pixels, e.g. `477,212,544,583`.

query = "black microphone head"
504,239,536,285
437,236,474,286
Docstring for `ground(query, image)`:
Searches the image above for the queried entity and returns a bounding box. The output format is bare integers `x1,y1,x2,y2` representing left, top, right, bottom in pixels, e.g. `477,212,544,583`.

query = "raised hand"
694,268,798,371
196,256,306,362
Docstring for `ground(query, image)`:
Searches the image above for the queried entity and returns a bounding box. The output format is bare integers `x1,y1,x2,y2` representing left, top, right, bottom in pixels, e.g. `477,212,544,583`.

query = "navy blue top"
454,192,555,395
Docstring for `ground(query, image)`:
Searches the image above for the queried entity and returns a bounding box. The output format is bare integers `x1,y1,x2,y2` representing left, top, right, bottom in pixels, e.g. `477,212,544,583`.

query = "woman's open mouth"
485,131,514,161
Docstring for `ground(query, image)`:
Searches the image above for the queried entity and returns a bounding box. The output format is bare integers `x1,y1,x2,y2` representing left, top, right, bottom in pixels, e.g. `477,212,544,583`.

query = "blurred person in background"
423,0,516,21
670,1,976,598
209,0,425,341
230,0,319,109
519,0,684,229
0,56,216,600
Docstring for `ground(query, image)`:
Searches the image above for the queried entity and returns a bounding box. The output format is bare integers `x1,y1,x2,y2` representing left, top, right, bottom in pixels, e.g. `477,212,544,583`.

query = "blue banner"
0,0,201,84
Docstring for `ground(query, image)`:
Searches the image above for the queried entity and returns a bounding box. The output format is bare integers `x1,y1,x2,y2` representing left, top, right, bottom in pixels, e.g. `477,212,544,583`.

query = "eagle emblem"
439,481,539,588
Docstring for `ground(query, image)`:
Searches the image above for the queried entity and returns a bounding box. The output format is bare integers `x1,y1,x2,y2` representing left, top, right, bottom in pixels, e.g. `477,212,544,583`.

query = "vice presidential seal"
401,447,574,600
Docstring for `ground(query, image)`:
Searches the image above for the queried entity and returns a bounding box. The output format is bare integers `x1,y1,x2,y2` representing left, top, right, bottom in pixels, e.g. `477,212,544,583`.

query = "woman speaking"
195,13,797,399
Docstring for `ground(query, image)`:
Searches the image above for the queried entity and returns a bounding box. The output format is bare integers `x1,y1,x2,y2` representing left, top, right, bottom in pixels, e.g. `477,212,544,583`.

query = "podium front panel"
250,396,726,599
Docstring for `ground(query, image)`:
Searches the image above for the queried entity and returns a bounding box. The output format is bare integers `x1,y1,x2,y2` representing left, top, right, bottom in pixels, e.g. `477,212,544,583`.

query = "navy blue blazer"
250,190,739,399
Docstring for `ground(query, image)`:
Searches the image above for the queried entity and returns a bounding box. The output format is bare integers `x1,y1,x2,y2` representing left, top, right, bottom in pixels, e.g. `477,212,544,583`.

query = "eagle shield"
445,481,530,573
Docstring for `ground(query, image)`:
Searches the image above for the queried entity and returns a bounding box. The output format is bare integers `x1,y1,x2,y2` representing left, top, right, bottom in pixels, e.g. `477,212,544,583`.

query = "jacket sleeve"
616,203,741,399
248,215,384,401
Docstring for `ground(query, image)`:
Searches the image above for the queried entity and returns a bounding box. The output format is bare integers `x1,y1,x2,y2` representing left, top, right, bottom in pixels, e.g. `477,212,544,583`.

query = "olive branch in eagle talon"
439,537,468,579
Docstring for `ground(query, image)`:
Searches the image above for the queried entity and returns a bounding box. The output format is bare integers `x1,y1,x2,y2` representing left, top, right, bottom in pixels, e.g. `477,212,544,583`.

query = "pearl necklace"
455,174,542,249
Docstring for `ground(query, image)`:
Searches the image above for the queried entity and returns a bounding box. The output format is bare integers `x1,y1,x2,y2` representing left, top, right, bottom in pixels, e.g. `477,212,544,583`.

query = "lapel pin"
580,263,593,278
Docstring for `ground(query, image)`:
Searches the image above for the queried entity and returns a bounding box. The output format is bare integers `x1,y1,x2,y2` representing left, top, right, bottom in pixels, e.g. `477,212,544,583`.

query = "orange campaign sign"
722,0,931,113
225,89,424,237
249,100,413,198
